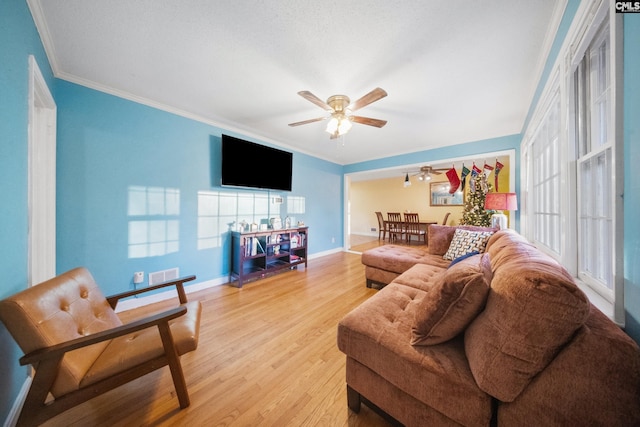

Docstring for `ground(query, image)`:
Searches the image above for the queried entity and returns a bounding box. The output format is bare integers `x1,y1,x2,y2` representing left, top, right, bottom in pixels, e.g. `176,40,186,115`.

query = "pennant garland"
494,160,504,192
460,164,471,193
446,166,460,194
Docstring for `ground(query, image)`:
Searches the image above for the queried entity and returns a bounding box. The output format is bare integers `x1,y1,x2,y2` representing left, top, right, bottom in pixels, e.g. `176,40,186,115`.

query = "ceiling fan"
288,87,387,139
411,166,448,181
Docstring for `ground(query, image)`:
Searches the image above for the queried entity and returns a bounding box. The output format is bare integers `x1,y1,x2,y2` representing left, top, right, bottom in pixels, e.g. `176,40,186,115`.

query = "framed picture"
430,182,463,206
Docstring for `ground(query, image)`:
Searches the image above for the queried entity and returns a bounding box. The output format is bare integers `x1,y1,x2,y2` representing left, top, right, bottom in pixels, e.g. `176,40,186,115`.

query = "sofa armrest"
106,275,196,308
20,306,187,366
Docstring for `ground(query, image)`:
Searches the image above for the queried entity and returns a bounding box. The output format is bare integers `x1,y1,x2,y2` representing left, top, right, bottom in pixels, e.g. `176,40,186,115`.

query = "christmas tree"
460,173,493,226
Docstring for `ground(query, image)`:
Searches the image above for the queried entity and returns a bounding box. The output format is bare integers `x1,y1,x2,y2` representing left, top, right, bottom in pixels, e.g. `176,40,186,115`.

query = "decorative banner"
494,160,504,192
460,164,471,193
446,166,460,194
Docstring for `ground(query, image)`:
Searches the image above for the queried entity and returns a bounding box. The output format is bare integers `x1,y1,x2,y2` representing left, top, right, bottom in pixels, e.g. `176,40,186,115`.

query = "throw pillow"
448,251,479,268
411,253,492,346
443,229,494,261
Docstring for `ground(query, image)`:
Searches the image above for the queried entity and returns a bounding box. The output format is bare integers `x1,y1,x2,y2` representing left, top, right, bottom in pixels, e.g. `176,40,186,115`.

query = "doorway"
28,55,57,286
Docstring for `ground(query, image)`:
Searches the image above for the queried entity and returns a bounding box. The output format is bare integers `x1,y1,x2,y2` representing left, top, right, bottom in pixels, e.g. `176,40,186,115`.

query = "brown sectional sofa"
338,227,640,426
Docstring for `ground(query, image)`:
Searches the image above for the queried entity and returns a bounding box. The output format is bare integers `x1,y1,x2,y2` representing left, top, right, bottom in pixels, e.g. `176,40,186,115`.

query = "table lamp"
484,192,517,229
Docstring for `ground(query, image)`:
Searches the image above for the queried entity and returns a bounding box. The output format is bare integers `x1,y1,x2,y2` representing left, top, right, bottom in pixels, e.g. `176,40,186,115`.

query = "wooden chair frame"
13,275,196,427
375,211,388,240
386,212,405,242
403,212,426,244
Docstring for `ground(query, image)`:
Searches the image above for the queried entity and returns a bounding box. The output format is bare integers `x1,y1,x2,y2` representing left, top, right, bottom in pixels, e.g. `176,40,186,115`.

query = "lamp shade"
484,192,518,211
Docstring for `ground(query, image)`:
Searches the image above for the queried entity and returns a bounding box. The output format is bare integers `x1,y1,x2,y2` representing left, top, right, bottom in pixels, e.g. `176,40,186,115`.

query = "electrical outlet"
370,227,376,232
133,271,144,284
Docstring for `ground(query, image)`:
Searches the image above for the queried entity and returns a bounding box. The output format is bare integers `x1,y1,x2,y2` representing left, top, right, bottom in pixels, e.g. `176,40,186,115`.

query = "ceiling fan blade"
351,116,387,128
288,117,326,127
349,87,387,112
298,91,333,111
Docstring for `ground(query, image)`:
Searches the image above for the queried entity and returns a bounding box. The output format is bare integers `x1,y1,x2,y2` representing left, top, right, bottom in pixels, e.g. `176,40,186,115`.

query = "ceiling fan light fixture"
325,114,352,137
338,116,352,134
325,117,339,135
417,172,432,181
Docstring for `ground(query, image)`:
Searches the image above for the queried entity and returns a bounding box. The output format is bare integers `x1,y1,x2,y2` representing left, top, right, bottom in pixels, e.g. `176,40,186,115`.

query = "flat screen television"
221,134,293,191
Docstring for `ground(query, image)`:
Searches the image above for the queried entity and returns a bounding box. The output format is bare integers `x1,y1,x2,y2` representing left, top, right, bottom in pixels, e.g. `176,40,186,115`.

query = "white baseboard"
308,247,343,259
115,250,344,313
4,375,30,427
114,276,227,313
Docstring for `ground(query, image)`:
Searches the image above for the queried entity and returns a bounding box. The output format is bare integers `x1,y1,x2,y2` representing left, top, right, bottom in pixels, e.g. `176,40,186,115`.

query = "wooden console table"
230,226,308,287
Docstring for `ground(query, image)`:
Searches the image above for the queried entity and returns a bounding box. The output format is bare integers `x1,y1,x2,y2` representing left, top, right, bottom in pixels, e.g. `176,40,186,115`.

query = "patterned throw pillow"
443,229,494,261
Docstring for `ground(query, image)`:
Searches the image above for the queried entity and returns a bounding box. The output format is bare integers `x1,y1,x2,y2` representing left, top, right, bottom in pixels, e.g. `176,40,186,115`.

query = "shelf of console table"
230,226,308,287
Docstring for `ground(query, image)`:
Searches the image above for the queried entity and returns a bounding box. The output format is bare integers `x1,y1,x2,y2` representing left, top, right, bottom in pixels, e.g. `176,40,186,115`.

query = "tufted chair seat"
0,267,201,427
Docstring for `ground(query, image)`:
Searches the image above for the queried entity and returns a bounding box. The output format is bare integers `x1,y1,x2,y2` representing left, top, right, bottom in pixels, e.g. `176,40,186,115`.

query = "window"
573,23,615,297
521,3,622,324
526,88,562,255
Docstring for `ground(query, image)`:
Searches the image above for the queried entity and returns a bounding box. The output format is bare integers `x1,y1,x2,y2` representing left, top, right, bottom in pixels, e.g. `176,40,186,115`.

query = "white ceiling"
28,0,562,165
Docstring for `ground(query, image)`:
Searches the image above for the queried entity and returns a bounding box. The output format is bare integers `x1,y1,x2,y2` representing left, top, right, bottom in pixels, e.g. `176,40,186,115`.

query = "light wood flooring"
41,247,399,426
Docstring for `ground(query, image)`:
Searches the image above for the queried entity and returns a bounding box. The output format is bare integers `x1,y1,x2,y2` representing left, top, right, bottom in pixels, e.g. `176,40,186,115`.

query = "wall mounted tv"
221,134,293,191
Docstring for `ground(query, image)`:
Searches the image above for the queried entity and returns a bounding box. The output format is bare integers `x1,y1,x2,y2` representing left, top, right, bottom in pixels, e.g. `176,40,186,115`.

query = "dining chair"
375,211,388,240
386,212,404,242
404,212,426,244
442,212,451,225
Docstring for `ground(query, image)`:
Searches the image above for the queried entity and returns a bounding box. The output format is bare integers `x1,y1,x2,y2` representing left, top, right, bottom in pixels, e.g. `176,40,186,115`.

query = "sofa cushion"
411,254,491,345
497,306,640,426
443,229,494,261
362,245,450,275
464,234,590,402
428,225,497,256
390,263,449,292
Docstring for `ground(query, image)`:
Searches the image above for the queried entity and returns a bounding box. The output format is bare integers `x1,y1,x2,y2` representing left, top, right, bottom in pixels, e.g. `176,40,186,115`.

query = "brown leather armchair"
0,267,202,427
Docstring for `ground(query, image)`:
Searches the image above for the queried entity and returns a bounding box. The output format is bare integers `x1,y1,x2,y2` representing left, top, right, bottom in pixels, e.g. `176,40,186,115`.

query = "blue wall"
0,0,54,420
623,14,640,342
55,81,344,296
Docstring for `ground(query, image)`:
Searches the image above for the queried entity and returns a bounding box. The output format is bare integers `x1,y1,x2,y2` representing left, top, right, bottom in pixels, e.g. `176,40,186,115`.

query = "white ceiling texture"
28,0,563,167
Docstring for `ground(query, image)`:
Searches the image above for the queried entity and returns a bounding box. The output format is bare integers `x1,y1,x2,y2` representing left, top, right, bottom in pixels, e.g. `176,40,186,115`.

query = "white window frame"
521,0,623,325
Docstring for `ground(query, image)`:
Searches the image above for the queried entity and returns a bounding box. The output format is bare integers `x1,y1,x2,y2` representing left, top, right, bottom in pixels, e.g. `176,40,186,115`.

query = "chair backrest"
404,212,420,223
442,212,451,225
387,212,402,222
0,267,122,396
404,213,421,233
375,211,384,228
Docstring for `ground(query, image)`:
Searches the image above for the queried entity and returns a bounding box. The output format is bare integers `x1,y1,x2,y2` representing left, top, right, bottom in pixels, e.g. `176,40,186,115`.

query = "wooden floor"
41,246,398,426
